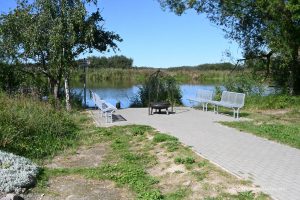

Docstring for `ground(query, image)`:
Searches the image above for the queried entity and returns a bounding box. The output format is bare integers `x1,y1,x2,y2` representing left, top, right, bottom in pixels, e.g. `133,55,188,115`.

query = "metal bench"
91,91,116,123
210,91,245,118
188,89,214,111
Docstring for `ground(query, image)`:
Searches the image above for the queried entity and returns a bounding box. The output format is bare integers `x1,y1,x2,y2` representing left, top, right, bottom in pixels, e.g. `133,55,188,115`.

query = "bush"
0,93,78,160
0,150,39,193
224,73,264,95
131,71,182,107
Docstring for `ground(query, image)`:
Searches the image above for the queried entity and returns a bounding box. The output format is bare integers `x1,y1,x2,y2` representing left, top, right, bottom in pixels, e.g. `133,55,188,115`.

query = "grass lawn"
0,93,270,199
32,112,269,200
219,95,300,149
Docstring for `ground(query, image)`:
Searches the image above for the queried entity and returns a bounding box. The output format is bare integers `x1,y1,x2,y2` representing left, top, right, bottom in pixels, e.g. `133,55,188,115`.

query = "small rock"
0,194,24,200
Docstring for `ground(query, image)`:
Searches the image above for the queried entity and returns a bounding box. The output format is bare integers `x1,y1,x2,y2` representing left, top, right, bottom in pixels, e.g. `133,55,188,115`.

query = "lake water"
74,83,218,108
73,81,276,108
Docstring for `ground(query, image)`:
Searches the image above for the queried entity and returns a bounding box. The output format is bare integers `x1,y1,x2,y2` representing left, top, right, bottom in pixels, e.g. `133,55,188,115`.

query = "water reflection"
73,82,218,108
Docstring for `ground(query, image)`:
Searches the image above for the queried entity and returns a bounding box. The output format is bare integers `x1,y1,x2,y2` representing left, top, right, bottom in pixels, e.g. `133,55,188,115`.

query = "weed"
192,170,208,181
198,160,209,168
153,133,178,143
130,125,152,136
174,157,195,165
165,188,190,200
204,191,269,200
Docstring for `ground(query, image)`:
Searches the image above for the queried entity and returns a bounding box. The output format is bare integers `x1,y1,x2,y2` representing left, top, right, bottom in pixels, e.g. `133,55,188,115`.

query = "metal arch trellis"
147,69,175,115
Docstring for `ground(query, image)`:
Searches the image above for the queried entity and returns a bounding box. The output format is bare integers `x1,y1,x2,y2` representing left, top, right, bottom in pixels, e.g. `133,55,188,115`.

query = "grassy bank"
72,68,232,85
0,93,80,161
222,95,300,149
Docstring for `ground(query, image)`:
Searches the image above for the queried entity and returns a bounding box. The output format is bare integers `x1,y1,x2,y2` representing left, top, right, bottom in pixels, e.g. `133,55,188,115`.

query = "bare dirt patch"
24,175,134,200
260,109,290,115
46,143,108,168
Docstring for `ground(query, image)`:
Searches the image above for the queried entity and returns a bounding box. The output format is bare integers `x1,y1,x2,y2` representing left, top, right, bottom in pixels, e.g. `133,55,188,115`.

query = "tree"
0,0,122,109
158,0,300,94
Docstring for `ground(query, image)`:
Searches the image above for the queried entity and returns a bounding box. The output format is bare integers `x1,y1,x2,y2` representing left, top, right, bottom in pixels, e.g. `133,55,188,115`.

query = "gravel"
0,151,39,193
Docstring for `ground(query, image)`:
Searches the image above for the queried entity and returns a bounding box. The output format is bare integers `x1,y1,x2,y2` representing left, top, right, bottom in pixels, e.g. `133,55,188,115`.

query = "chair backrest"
233,92,245,108
102,101,117,111
91,91,103,109
220,91,231,103
221,91,245,108
196,89,214,101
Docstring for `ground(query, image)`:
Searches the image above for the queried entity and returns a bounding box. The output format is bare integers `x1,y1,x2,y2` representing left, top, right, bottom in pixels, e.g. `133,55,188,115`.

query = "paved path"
90,107,300,200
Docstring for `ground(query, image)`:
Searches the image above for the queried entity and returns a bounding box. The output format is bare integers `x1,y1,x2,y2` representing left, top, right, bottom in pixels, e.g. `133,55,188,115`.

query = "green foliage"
159,0,300,94
198,160,209,168
0,0,121,104
204,191,268,200
153,133,178,143
222,121,300,149
0,93,78,160
191,170,207,181
174,157,195,165
245,95,300,110
89,126,163,200
214,86,222,101
0,63,23,93
130,125,152,136
87,55,133,69
133,71,182,107
168,63,234,71
224,73,264,95
165,188,190,200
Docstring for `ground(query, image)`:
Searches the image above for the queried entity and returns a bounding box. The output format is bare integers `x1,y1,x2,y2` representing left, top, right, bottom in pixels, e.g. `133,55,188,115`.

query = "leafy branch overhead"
158,0,300,95
0,0,122,107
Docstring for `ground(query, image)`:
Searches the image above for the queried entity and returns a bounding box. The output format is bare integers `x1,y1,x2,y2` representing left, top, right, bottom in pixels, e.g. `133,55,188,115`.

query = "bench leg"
236,108,240,119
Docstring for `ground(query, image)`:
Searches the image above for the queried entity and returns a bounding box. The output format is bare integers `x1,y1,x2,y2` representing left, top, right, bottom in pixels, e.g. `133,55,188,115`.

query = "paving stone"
91,108,300,200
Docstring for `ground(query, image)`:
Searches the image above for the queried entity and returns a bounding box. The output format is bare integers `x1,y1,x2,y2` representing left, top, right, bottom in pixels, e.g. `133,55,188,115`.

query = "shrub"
224,73,264,95
131,71,182,107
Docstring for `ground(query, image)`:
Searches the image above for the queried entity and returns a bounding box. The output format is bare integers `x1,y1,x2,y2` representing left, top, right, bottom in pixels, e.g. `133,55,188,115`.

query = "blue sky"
1,0,242,68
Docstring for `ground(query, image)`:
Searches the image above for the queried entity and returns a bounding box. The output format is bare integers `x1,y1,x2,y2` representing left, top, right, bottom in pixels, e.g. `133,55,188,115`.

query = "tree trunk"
49,78,60,108
289,47,300,95
64,75,71,111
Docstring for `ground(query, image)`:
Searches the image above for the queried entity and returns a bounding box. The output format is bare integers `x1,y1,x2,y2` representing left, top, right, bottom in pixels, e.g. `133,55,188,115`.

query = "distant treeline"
79,55,235,71
167,62,235,71
84,55,134,69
